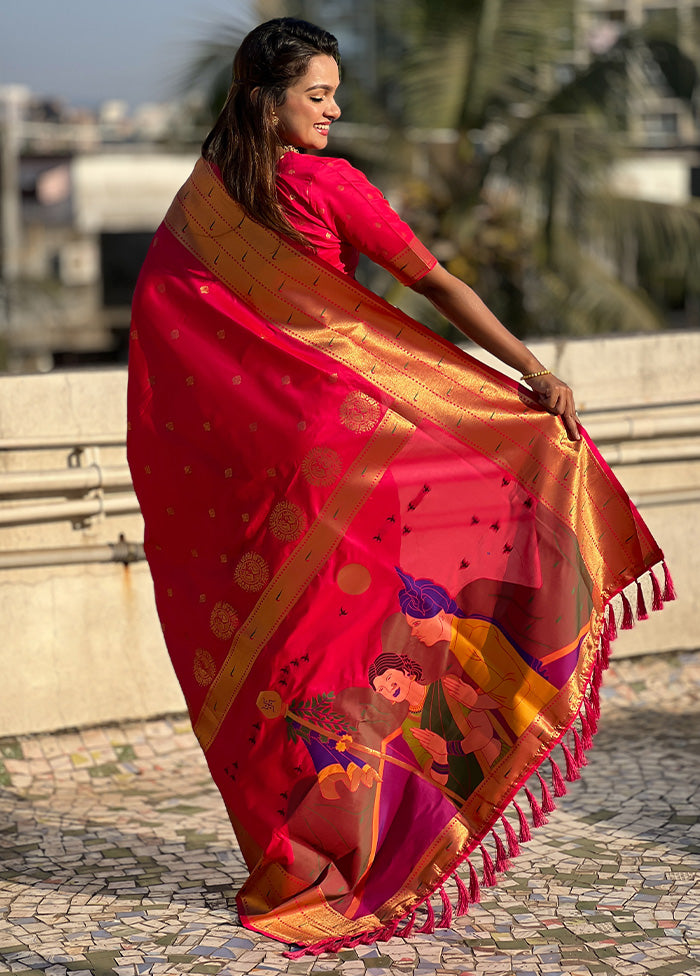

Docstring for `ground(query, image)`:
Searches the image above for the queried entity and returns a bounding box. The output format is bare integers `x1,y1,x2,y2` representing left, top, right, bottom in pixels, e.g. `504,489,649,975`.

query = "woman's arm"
412,262,580,441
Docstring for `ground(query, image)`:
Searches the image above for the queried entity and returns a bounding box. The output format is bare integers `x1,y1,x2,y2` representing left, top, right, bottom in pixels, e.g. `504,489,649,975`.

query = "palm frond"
178,18,253,118
530,234,665,335
593,194,700,279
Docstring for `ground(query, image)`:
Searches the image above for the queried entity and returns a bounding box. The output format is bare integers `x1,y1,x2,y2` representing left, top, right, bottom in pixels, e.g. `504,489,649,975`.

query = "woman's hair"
368,652,423,689
396,567,466,620
202,17,339,245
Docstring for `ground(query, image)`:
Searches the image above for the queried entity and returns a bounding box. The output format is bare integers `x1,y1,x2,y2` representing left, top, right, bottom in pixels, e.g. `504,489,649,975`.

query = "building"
0,87,199,372
577,0,700,149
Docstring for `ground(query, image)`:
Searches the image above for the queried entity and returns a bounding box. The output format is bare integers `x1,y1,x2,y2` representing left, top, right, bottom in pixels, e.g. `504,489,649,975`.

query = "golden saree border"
240,877,381,944
164,160,660,608
194,407,415,751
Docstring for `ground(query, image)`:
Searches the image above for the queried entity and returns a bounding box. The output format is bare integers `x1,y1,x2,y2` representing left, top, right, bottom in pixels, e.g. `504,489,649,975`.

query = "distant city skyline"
0,0,254,109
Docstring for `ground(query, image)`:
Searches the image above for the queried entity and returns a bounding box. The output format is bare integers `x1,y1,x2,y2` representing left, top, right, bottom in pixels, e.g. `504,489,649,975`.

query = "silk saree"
127,157,672,955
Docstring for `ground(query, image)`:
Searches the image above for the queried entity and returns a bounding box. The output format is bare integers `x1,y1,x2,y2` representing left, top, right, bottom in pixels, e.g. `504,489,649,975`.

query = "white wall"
610,154,693,205
0,370,185,736
72,153,198,232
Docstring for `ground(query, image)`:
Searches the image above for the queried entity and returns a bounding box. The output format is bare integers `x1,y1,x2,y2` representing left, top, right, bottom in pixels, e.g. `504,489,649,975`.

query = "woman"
127,17,671,955
368,651,503,797
394,568,561,740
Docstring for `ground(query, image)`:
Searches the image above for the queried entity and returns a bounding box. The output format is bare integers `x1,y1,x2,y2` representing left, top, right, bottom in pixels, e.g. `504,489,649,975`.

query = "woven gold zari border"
193,407,415,751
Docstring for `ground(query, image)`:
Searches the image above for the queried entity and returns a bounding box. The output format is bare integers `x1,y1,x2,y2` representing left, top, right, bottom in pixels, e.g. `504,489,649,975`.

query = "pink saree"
127,156,672,954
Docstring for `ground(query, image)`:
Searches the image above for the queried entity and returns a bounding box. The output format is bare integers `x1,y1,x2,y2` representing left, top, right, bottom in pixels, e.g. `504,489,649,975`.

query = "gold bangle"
521,369,551,381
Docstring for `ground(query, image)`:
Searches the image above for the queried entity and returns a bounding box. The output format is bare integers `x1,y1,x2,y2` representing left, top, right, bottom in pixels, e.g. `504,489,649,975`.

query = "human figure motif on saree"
395,569,561,739
368,651,502,800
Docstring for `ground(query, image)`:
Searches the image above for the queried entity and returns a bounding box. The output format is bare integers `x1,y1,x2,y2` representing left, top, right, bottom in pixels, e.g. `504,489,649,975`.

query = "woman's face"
372,667,412,704
405,612,444,646
274,54,341,150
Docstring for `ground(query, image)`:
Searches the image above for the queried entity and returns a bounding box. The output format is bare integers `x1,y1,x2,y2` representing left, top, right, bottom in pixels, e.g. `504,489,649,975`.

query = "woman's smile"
274,54,341,150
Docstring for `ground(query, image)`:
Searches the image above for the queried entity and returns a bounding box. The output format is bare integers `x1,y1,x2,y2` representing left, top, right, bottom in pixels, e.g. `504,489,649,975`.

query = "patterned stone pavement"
1,651,699,976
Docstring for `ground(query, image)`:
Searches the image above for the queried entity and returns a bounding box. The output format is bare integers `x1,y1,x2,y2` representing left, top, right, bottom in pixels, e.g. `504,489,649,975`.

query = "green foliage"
379,11,700,336
285,693,358,744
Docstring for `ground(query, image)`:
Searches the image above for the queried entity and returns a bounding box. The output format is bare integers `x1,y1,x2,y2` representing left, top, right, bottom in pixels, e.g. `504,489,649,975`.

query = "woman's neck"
406,681,427,712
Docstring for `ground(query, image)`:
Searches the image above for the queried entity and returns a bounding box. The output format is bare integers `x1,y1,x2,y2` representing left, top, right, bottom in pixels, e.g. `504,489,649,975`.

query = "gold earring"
271,114,279,127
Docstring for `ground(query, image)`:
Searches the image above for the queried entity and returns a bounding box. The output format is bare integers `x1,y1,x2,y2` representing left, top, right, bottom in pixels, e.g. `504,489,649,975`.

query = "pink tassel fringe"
416,896,435,934
584,695,599,734
455,871,470,916
621,590,634,630
663,561,676,601
513,800,531,842
580,711,593,750
525,787,548,827
537,770,557,812
437,885,453,928
636,579,648,620
549,756,567,797
480,844,497,887
493,829,510,872
573,728,588,767
469,859,481,902
501,814,520,857
650,568,664,612
398,910,416,938
561,742,581,782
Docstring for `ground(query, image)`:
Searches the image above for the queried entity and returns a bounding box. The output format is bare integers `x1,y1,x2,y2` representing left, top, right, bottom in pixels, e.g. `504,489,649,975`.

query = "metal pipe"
0,433,125,451
0,535,145,570
585,410,700,444
0,464,133,497
633,487,700,508
598,440,700,465
0,493,140,527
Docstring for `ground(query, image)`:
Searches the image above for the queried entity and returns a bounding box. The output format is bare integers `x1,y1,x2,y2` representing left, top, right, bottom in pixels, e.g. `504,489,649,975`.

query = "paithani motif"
127,158,669,953
209,601,239,640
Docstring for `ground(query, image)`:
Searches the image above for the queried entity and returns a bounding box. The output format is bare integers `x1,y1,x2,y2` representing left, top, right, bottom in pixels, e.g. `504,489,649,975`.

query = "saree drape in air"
127,158,671,953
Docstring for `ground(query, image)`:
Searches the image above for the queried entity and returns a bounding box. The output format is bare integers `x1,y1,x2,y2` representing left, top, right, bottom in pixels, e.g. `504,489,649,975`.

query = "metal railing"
0,434,143,569
1,399,698,568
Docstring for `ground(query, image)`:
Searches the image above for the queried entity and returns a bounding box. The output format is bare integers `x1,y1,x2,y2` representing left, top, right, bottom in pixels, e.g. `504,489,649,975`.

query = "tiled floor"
1,651,699,976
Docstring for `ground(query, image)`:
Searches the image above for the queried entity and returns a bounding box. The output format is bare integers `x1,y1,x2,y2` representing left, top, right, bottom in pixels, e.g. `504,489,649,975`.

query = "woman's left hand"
442,674,476,707
412,728,448,762
525,372,580,442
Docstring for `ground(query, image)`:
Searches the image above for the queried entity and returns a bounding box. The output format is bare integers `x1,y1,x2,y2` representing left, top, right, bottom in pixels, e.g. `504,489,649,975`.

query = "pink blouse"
276,152,437,286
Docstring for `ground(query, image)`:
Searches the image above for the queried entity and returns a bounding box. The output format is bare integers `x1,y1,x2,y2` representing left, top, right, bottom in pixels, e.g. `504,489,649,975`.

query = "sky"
0,0,256,109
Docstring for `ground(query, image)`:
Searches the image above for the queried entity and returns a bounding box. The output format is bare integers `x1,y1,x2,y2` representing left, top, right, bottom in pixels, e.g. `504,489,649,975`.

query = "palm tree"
373,3,700,337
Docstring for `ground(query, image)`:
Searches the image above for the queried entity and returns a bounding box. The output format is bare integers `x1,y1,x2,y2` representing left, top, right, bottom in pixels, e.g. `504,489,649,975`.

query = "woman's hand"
412,265,581,442
442,674,477,707
442,674,500,710
412,727,448,763
524,372,580,442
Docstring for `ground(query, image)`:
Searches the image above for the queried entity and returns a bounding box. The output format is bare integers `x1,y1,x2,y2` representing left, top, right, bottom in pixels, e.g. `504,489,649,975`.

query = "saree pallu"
127,158,672,954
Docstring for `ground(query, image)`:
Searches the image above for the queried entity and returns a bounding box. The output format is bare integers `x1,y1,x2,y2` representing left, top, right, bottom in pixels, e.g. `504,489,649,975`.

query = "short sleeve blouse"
276,153,437,286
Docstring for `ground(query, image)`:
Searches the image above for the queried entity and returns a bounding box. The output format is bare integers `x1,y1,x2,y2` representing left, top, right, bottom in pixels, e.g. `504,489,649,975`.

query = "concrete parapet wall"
0,331,697,735
0,370,185,736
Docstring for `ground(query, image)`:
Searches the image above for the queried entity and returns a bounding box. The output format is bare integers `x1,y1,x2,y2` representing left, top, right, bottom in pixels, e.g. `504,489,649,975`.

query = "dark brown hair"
368,653,424,690
202,18,339,245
